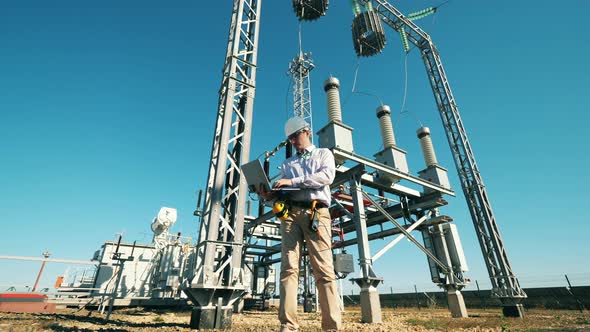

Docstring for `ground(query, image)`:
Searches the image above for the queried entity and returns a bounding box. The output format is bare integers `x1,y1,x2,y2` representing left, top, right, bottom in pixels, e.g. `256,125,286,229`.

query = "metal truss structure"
244,139,466,320
288,51,318,311
183,0,261,328
357,0,527,316
289,52,315,137
187,0,526,328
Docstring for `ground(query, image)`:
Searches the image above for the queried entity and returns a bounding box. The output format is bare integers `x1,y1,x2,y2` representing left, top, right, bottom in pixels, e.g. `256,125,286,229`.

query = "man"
259,117,342,332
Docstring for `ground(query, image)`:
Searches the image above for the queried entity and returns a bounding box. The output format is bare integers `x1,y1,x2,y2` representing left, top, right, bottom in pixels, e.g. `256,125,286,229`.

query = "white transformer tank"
442,223,468,272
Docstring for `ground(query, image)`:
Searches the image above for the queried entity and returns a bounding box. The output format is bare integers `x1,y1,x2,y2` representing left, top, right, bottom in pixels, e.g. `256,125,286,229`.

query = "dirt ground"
0,307,589,332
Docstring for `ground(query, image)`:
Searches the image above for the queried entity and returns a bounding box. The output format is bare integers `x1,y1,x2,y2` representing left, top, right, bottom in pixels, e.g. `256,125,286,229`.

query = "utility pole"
565,274,585,313
104,237,135,323
32,251,51,292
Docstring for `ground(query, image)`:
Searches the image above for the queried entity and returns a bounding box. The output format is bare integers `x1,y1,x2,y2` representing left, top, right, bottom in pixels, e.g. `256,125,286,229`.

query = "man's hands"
256,178,295,200
273,178,293,188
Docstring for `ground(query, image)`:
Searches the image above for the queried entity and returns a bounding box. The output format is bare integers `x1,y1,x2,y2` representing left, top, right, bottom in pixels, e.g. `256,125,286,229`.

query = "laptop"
241,159,301,193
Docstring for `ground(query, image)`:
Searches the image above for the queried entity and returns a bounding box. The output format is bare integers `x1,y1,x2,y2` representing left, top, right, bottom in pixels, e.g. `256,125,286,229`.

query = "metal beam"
340,194,447,233
334,215,452,249
332,148,455,196
245,211,275,231
361,191,449,274
372,211,431,262
350,173,376,279
335,166,421,198
0,255,97,265
252,216,454,267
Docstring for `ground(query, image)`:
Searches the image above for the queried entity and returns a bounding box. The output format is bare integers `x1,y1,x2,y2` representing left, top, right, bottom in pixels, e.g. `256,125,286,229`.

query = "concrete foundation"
359,286,382,323
447,289,468,318
352,278,382,323
503,303,525,318
189,306,233,330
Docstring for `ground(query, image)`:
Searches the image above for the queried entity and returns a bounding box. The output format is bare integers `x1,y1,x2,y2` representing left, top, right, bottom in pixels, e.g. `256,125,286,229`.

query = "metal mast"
288,51,316,311
357,0,527,317
185,0,261,328
288,51,315,136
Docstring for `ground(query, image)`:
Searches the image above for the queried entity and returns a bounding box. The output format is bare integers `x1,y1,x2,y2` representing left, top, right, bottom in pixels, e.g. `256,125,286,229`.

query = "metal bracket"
372,210,432,262
361,191,449,274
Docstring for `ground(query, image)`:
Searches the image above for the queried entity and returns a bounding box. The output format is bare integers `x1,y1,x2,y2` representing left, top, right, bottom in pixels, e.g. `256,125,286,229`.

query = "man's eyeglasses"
288,129,307,141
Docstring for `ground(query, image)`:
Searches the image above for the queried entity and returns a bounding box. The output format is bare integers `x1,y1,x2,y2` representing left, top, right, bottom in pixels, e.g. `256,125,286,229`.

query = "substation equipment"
49,208,195,309
183,0,527,329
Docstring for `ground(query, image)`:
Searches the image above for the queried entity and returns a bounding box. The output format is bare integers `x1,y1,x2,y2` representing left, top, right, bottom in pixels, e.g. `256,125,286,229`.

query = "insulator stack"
407,7,437,21
324,77,343,123
351,0,362,16
376,105,396,148
417,127,438,167
293,0,329,21
351,3,386,57
400,27,410,53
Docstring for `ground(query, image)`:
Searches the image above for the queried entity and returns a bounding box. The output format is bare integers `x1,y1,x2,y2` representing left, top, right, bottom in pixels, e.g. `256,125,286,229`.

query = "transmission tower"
357,0,527,317
288,51,317,312
288,51,315,137
184,0,261,329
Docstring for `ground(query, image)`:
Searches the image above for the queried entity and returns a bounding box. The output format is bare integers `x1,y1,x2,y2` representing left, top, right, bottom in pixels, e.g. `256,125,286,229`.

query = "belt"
288,200,328,209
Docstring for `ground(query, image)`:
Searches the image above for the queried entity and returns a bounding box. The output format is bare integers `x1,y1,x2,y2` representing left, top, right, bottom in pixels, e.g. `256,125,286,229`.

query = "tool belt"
275,200,328,232
288,200,328,209
272,200,327,222
287,200,327,232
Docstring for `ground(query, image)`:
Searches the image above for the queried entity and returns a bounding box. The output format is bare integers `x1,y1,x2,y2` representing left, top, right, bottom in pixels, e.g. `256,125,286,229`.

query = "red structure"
0,293,56,313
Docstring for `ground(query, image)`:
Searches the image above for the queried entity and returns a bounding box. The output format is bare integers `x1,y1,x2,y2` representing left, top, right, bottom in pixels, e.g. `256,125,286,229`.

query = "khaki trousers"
279,206,342,332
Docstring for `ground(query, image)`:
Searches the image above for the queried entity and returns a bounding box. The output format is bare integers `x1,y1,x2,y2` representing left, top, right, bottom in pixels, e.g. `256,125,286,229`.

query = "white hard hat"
284,117,310,137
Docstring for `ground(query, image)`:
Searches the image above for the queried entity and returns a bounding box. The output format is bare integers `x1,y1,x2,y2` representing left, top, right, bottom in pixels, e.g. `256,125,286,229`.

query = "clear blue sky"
1,1,589,294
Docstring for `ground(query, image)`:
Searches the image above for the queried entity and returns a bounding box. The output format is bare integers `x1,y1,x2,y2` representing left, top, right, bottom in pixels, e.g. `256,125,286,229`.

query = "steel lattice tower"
288,51,317,312
184,0,261,328
288,52,315,137
358,0,527,317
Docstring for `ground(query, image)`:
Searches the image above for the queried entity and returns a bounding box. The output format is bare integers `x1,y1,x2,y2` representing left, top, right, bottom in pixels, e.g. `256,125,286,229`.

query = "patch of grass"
152,316,164,323
423,320,443,329
500,317,512,332
575,317,590,325
405,318,443,330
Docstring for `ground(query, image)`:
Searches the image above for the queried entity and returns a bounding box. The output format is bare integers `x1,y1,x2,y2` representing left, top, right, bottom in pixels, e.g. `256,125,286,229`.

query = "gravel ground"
1,307,589,331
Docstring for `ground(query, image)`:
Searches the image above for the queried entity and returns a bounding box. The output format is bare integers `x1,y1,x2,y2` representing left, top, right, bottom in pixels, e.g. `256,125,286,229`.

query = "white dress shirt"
280,144,335,206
